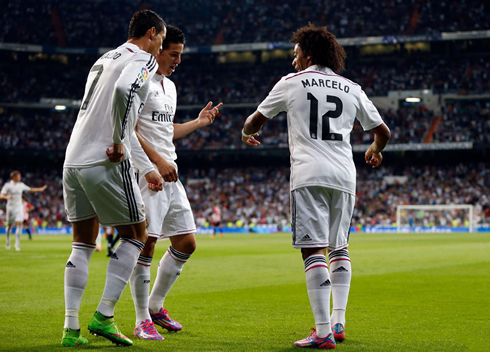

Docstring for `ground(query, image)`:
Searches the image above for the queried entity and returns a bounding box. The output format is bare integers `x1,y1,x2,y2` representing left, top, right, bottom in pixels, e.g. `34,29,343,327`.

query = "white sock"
130,255,152,326
64,242,96,329
97,238,144,317
149,246,190,313
329,249,351,327
304,254,332,338
15,225,22,249
6,227,11,247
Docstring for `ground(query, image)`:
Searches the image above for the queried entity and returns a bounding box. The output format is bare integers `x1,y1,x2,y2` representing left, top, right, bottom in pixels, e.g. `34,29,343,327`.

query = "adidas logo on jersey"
301,234,312,242
333,266,349,273
66,261,76,268
111,252,119,260
320,280,331,287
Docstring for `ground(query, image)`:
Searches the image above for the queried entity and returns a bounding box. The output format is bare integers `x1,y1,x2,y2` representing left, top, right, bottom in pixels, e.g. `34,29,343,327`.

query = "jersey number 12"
307,93,343,141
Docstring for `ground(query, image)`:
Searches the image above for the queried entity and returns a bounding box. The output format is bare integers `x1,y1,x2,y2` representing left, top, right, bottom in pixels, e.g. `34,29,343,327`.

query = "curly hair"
290,23,347,73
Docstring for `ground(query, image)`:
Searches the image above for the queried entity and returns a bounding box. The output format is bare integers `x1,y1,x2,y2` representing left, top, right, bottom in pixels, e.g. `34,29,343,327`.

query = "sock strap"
137,255,153,266
329,249,350,261
304,254,328,272
168,246,191,262
72,242,96,250
120,238,145,251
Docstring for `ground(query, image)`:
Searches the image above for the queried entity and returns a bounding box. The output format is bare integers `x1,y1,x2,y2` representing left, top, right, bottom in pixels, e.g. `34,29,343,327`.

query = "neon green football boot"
87,311,133,346
61,328,89,347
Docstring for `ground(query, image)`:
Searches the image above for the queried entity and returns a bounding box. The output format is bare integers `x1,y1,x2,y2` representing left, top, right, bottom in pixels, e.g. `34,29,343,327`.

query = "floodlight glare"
405,97,421,103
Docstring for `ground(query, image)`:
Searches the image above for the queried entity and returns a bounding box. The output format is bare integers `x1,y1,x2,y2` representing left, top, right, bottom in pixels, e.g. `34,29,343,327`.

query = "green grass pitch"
0,231,489,351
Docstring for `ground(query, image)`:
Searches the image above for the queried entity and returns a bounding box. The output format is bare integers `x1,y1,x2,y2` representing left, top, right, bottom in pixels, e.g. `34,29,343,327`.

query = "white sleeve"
129,130,155,176
1,183,9,195
21,183,31,192
257,77,288,119
111,55,158,144
356,89,384,131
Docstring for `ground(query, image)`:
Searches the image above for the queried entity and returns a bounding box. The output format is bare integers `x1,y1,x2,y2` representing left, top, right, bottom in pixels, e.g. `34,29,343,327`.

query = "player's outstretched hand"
106,143,125,162
145,170,163,192
365,144,383,168
242,133,261,146
156,158,178,183
198,101,223,127
40,185,47,192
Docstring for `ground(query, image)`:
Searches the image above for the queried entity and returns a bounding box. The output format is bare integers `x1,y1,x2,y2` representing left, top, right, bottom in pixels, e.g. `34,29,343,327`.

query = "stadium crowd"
1,102,488,152
2,163,489,230
1,55,489,104
2,0,487,47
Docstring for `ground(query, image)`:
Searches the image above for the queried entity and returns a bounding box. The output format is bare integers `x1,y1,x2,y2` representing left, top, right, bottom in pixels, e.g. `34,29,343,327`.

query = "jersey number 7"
81,65,104,111
307,93,343,141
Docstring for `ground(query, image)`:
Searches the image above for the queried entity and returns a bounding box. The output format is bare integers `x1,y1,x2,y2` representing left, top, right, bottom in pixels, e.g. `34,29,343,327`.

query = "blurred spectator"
2,0,488,47
1,56,489,103
1,102,489,151
2,163,489,229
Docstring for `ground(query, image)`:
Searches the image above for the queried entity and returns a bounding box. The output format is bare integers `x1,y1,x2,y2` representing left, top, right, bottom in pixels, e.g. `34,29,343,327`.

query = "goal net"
396,204,475,233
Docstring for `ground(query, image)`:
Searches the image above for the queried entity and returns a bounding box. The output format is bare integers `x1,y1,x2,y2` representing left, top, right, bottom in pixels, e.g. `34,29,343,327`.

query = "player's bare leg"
148,233,196,332
62,217,99,346
295,247,336,349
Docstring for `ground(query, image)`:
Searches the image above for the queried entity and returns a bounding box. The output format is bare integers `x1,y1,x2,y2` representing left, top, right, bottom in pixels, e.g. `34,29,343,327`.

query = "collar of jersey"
153,73,164,82
123,42,142,53
304,65,334,74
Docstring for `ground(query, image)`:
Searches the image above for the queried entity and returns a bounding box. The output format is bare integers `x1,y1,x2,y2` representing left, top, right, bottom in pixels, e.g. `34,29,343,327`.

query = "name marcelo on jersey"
301,78,350,93
152,111,174,122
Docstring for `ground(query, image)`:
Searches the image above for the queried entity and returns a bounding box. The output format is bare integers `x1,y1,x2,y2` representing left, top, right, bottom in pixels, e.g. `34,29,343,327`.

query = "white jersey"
258,65,384,195
134,74,178,170
64,43,157,175
1,180,30,210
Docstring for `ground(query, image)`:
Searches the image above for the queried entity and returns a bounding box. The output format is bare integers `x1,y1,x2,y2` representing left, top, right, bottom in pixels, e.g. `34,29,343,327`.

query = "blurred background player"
61,10,165,347
23,199,34,240
129,25,222,340
0,171,46,251
241,24,390,349
103,226,119,257
210,203,223,238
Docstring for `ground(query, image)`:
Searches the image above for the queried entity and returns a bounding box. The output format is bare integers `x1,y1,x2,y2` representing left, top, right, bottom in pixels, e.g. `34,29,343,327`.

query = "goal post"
396,204,474,233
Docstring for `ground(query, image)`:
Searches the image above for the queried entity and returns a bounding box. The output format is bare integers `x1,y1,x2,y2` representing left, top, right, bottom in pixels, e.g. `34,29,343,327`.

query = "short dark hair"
162,25,186,50
128,10,166,39
291,23,347,73
10,170,20,179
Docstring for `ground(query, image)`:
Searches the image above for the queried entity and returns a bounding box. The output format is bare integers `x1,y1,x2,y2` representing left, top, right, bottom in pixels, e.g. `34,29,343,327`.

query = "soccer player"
210,203,223,238
128,25,222,340
103,226,117,257
241,24,391,349
23,199,34,240
61,10,166,347
1,171,46,251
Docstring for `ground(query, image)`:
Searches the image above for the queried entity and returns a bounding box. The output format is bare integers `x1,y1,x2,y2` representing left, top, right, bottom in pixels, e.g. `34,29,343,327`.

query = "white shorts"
291,186,354,251
139,177,196,238
6,207,23,224
63,160,145,226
